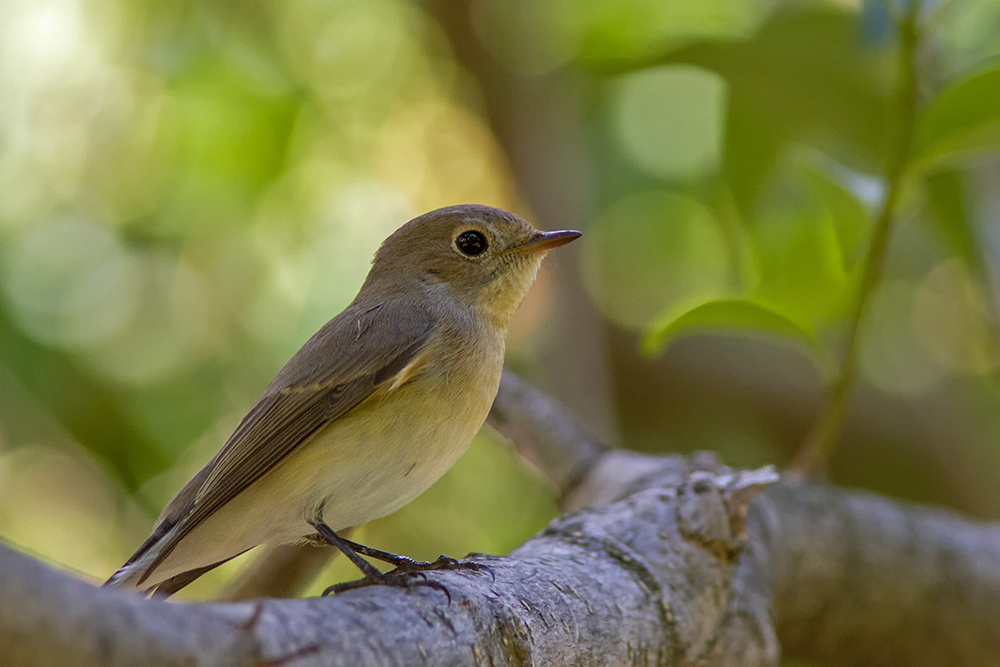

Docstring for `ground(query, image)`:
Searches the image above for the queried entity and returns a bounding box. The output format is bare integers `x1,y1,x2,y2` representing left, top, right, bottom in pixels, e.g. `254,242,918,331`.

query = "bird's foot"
321,568,446,598
321,556,493,598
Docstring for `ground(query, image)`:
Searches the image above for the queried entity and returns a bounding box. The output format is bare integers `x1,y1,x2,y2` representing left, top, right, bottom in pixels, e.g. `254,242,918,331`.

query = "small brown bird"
104,204,580,596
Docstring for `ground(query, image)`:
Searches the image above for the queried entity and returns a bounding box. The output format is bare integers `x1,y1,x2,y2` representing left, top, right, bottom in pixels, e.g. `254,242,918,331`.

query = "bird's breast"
295,323,505,531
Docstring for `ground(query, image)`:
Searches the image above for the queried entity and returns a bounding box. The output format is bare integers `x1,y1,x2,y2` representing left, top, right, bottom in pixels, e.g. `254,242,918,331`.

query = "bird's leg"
308,519,389,582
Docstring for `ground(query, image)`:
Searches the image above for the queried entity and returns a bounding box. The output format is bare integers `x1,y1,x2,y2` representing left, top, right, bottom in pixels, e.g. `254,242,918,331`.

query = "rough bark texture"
2,371,1000,666
762,482,1000,666
1,463,777,667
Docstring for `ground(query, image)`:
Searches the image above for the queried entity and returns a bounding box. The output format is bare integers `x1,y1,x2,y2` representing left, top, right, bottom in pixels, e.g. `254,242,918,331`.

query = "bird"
104,204,580,597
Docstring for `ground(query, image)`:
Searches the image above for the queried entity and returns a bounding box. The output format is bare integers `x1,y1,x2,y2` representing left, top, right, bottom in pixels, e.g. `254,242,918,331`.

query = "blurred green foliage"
2,0,1000,608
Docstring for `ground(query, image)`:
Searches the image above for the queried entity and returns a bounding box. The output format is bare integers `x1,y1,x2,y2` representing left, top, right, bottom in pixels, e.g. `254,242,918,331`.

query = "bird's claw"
321,570,451,602
321,556,492,600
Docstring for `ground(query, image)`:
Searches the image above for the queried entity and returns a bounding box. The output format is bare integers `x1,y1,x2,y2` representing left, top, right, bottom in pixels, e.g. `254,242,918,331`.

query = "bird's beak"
517,229,582,253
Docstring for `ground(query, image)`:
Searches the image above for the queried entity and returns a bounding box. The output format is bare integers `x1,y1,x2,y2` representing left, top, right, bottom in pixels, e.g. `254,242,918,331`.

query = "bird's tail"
104,535,243,598
103,562,148,591
102,522,173,592
104,558,235,597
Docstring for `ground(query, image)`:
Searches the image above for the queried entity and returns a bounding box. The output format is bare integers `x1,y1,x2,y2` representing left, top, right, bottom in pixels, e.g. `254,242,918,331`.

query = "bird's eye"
455,230,488,256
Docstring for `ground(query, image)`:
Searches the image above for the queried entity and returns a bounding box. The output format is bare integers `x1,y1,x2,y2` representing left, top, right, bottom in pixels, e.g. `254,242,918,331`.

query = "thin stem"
793,5,922,474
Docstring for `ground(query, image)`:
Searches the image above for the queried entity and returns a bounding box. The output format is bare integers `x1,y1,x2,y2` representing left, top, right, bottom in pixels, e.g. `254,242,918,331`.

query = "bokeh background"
1,0,1000,608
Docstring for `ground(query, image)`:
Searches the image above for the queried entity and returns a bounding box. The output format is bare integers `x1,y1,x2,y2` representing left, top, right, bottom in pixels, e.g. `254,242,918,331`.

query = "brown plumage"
104,205,579,595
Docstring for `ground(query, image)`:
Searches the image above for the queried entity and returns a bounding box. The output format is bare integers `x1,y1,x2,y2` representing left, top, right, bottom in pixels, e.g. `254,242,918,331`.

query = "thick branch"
3,375,1000,666
2,463,775,667
761,481,1000,666
500,377,1000,665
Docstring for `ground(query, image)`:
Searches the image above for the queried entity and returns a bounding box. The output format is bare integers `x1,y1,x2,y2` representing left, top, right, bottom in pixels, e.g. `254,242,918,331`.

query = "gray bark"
1,372,999,666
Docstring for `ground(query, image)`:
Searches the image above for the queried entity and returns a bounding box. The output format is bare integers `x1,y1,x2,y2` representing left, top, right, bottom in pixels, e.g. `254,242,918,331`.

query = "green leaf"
915,64,1000,167
796,151,877,267
923,169,987,282
642,298,824,360
748,164,854,325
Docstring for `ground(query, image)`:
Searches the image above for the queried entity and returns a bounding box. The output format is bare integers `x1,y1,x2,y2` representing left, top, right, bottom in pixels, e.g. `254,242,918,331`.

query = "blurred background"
1,0,1000,605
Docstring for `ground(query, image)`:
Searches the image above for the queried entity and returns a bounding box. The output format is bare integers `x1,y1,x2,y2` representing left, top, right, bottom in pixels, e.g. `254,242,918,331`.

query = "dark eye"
455,230,488,256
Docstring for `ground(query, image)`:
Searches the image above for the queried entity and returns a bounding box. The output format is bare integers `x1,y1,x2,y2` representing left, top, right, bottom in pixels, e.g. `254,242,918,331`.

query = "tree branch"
2,374,999,666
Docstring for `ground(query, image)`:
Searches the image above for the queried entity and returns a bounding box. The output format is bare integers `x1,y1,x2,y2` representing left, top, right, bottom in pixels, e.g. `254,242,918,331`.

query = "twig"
793,4,923,474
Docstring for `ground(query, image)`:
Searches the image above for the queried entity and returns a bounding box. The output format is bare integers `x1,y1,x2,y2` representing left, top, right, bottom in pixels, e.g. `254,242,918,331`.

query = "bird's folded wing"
133,301,436,585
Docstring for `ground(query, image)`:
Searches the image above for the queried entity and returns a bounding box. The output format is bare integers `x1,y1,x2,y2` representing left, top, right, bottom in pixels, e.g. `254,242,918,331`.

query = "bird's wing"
131,300,436,586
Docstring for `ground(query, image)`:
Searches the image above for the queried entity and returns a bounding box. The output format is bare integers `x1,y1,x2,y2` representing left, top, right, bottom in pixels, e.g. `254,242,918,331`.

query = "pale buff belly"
148,361,500,585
